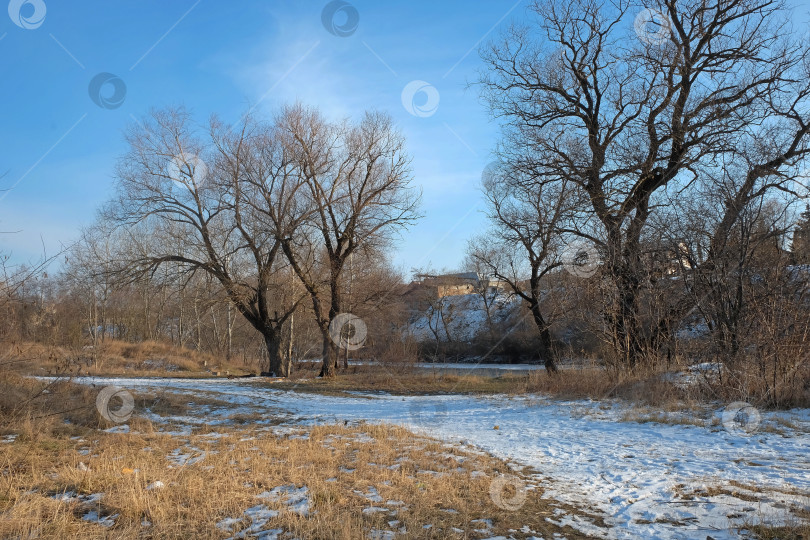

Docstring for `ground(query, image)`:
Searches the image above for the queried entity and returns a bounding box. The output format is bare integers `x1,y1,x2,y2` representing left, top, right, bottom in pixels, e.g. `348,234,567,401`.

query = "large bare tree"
480,0,810,367
109,107,304,376
275,105,421,377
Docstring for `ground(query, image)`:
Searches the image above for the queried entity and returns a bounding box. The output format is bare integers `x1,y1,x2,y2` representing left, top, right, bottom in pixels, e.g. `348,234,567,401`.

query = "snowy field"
74,376,810,539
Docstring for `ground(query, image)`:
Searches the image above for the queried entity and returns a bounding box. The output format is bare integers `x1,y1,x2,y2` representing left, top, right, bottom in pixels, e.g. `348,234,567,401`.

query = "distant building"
401,272,507,310
414,272,478,297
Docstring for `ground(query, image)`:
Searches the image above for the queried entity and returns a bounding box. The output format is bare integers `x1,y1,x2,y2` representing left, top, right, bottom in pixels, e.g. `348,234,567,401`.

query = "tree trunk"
285,312,294,376
539,326,557,373
264,330,288,377
603,218,646,370
329,272,343,372
529,301,557,373
178,285,184,348
193,293,202,351
318,327,338,377
226,301,233,361
614,271,643,369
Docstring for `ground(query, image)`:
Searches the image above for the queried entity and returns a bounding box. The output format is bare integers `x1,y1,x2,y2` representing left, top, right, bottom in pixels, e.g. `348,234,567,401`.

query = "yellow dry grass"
0,422,602,539
278,363,693,406
2,340,247,378
0,369,603,538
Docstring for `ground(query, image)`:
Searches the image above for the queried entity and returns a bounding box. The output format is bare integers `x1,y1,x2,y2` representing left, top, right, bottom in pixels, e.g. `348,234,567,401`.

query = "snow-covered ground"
407,292,520,342
74,376,810,539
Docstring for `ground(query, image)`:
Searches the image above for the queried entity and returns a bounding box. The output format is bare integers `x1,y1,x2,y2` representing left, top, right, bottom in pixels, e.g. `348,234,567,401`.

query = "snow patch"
256,484,310,516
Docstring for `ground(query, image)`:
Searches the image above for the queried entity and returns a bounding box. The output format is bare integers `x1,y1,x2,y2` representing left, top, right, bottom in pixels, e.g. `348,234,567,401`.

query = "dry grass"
0,366,604,538
2,340,248,378
276,366,527,396
0,423,602,539
278,363,697,407
0,371,101,437
746,520,810,539
618,408,710,427
284,358,810,411
8,340,801,410
0,371,207,442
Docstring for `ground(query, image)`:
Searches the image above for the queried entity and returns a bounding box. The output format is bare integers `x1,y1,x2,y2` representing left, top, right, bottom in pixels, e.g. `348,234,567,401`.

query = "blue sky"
3,1,808,277
0,0,528,276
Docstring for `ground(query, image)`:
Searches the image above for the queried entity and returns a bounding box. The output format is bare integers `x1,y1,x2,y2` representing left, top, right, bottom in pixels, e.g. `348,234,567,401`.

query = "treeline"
459,0,810,405
2,0,810,406
0,247,407,370
6,105,418,377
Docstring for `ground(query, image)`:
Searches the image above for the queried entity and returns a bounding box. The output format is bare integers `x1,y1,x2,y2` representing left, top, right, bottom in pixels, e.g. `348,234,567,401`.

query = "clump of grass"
0,371,101,439
746,522,810,539
618,408,708,427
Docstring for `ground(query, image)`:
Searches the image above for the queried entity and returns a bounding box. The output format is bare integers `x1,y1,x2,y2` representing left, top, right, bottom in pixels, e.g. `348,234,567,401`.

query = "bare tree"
62,225,124,365
275,105,421,377
479,0,810,367
108,107,304,376
655,166,799,358
467,162,584,371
